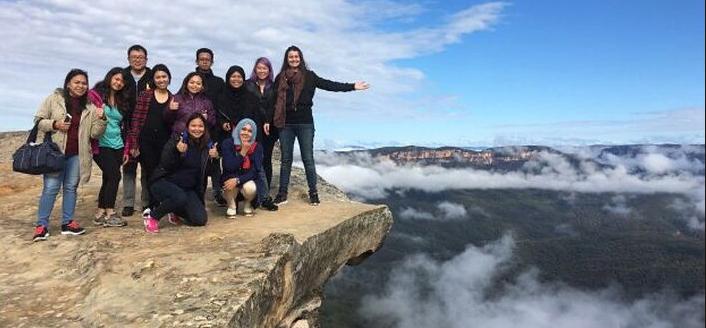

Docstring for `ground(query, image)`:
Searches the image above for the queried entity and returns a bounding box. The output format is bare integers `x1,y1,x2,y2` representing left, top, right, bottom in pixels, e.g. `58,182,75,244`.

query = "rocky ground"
0,131,393,328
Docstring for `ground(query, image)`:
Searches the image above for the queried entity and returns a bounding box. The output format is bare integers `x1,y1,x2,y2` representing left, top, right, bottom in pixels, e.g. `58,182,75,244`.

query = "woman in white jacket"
32,69,107,242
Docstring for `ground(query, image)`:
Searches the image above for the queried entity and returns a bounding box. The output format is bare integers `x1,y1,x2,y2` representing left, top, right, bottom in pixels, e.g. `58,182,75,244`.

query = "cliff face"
0,132,393,328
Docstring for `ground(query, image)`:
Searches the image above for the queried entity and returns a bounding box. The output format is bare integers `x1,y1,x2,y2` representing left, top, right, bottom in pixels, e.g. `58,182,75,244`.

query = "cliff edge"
0,132,393,327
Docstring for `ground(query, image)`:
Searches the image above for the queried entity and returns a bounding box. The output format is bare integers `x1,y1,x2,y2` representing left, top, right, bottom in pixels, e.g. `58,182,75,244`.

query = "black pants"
208,158,223,198
140,139,167,209
262,126,279,188
150,179,207,226
94,147,123,209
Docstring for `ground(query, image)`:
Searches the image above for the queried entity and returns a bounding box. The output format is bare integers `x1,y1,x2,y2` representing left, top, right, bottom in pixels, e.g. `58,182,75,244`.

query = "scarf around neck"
274,68,304,128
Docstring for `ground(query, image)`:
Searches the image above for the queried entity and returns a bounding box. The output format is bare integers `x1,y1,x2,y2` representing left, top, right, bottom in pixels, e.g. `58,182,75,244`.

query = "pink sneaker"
143,216,159,233
167,213,182,225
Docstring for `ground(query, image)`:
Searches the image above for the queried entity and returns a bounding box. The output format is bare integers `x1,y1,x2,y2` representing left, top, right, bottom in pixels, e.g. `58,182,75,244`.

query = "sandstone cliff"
0,132,393,328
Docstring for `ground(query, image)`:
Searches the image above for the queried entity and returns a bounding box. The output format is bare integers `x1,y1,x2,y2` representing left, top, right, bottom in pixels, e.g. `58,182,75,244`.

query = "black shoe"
122,206,134,217
61,220,86,235
309,192,320,206
273,193,288,206
33,225,49,242
215,194,227,207
261,197,279,211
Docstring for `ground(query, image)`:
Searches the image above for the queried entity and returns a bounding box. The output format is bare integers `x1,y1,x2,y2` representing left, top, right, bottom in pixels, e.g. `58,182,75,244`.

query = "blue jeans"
279,124,317,195
36,155,80,227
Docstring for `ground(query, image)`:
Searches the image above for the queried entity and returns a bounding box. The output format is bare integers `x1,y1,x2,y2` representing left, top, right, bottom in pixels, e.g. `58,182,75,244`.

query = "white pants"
223,180,257,210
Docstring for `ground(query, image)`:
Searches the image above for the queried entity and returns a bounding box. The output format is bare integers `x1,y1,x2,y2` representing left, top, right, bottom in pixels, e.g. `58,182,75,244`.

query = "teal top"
99,104,124,149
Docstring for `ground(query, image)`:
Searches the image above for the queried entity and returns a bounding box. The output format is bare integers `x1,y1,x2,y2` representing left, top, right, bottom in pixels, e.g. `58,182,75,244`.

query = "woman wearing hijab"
221,118,270,218
272,45,369,206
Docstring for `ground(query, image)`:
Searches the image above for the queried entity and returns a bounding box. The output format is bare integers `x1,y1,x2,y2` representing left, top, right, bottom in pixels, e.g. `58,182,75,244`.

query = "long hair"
248,57,274,90
178,71,206,96
62,68,88,112
184,112,210,149
278,45,308,76
148,63,172,90
93,67,130,116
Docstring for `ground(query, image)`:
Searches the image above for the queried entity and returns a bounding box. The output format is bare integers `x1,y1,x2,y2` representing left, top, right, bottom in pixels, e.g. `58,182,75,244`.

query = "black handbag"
12,121,65,175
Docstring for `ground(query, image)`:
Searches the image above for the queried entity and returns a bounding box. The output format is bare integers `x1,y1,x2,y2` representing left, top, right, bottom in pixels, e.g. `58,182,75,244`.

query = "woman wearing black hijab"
216,65,263,143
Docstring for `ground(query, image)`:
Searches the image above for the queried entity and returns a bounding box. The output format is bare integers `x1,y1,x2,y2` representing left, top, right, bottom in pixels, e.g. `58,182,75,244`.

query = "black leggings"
94,147,123,209
150,178,207,226
262,126,279,188
139,139,168,209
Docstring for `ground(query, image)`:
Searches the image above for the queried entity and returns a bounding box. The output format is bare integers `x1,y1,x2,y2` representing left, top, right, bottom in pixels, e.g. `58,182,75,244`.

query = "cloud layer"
315,145,705,228
0,0,506,129
361,235,705,328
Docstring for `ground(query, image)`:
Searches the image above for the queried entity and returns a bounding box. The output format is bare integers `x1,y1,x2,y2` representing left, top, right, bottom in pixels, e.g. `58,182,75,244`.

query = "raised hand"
209,142,219,158
176,135,188,153
169,99,180,111
354,81,370,90
95,105,105,119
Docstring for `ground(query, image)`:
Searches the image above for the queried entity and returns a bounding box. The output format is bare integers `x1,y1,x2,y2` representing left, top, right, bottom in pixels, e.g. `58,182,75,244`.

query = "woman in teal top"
89,67,131,227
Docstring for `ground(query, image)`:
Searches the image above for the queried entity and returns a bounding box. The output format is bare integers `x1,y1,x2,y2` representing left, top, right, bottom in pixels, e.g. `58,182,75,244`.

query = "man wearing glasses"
122,44,152,217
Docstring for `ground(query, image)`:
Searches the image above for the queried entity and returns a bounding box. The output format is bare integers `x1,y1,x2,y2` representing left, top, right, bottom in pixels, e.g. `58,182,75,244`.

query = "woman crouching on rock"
221,118,274,219
142,113,218,233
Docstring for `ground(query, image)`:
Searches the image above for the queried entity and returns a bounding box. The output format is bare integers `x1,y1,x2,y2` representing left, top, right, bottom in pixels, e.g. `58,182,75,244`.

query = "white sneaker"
142,208,151,220
243,203,253,217
226,208,237,219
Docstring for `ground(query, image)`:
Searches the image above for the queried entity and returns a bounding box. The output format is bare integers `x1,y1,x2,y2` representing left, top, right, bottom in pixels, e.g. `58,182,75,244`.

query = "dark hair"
178,72,206,96
196,48,214,61
93,67,130,116
149,63,172,89
278,45,308,75
185,112,210,149
62,68,88,112
248,57,274,90
127,44,148,57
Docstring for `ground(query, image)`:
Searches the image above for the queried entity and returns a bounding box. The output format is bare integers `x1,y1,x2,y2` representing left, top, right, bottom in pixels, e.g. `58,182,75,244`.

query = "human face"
239,124,253,143
67,74,88,97
196,52,213,71
255,62,269,81
229,72,244,89
128,50,147,71
287,50,301,69
187,75,203,94
188,118,205,139
110,73,125,92
153,71,170,90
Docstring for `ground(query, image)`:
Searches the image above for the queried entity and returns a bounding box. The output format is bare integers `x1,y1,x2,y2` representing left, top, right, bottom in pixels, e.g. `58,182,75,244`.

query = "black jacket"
216,71,264,142
122,66,152,124
245,80,275,124
150,135,211,202
197,68,225,108
274,70,354,125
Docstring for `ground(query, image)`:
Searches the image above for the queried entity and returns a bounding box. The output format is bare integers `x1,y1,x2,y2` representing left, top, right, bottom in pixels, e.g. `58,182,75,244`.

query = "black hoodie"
215,66,263,142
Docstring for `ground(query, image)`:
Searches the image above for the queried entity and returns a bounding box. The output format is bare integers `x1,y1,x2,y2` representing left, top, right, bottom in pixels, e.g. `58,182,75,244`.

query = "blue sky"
0,0,703,148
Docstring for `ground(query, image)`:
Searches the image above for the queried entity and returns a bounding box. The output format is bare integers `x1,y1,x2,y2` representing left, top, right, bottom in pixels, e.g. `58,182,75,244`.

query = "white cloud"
316,146,705,229
437,201,467,219
360,235,705,328
0,0,506,131
602,195,632,216
399,207,434,220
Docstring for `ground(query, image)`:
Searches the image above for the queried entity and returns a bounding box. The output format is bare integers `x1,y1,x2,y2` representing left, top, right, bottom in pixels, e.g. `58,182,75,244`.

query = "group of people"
31,44,369,241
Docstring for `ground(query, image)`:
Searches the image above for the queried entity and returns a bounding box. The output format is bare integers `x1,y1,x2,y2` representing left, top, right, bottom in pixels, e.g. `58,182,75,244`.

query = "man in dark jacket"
195,48,227,206
122,44,153,217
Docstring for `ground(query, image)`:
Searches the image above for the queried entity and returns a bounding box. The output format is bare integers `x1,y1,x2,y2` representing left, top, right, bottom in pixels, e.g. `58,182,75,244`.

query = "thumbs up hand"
176,135,188,153
209,142,219,158
169,99,180,111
